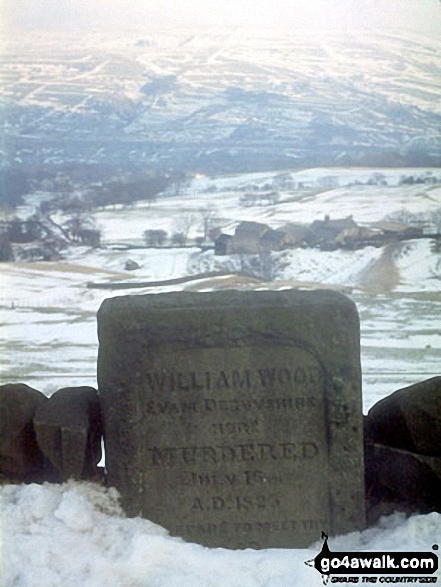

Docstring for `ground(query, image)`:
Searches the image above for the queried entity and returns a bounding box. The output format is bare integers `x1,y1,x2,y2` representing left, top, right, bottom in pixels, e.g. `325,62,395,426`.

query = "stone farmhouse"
215,221,297,255
309,215,358,247
214,215,425,256
233,221,271,254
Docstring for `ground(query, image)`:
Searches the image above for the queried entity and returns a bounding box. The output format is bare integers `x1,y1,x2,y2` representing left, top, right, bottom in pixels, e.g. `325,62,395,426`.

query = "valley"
1,167,440,411
1,29,441,172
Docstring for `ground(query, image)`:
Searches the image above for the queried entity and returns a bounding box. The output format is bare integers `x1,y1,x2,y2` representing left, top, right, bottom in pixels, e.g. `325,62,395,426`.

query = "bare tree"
143,229,168,246
429,208,441,234
171,232,186,246
63,213,101,246
0,233,14,261
267,191,280,206
383,208,425,226
175,213,196,241
198,206,218,242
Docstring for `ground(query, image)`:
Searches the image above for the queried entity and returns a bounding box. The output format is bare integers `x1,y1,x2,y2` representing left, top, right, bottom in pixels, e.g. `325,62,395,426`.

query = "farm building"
280,223,314,247
260,229,296,252
232,221,271,254
214,233,234,255
309,215,359,247
371,222,424,240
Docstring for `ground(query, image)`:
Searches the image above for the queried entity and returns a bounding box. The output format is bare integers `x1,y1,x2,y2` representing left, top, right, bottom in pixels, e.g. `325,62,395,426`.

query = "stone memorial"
97,290,365,548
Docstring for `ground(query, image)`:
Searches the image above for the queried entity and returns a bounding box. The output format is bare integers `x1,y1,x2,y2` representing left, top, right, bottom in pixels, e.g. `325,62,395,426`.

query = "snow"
1,169,440,401
186,168,441,198
2,482,440,587
395,240,441,292
68,246,201,281
280,247,384,287
2,168,441,585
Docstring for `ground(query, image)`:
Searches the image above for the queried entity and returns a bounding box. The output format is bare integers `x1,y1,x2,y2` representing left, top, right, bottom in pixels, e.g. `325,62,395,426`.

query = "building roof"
234,221,271,238
371,222,420,233
280,223,313,241
309,216,358,240
260,229,288,247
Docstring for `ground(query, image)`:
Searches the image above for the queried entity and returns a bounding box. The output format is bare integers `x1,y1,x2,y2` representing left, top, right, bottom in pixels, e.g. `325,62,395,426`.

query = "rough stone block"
365,376,441,456
365,443,441,525
0,383,48,481
34,386,102,481
98,290,365,548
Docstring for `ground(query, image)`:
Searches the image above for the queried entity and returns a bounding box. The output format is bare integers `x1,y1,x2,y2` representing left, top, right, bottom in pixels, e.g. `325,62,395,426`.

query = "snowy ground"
1,168,440,586
2,482,441,587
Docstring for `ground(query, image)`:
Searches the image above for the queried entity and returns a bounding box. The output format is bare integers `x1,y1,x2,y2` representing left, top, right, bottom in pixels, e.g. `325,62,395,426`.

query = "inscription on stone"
97,290,365,548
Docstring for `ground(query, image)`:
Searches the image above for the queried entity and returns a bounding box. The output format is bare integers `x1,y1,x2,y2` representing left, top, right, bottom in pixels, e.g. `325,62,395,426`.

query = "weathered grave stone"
98,290,365,548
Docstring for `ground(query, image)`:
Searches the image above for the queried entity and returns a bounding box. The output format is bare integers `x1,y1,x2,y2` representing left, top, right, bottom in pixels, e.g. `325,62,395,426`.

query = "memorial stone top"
97,289,365,549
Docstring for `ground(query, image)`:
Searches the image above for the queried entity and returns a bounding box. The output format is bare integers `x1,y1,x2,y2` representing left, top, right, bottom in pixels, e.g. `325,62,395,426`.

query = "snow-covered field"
1,168,440,587
1,168,440,407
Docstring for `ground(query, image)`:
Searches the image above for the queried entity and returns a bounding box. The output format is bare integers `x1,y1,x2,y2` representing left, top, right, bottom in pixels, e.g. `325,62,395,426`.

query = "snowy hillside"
2,29,441,170
1,168,440,407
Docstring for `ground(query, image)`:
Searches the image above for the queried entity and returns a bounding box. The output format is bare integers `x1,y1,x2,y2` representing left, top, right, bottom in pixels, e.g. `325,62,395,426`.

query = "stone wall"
2,376,440,531
0,384,103,483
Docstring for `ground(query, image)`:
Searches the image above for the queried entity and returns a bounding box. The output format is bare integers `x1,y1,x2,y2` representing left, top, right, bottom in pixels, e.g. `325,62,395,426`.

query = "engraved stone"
97,290,365,548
